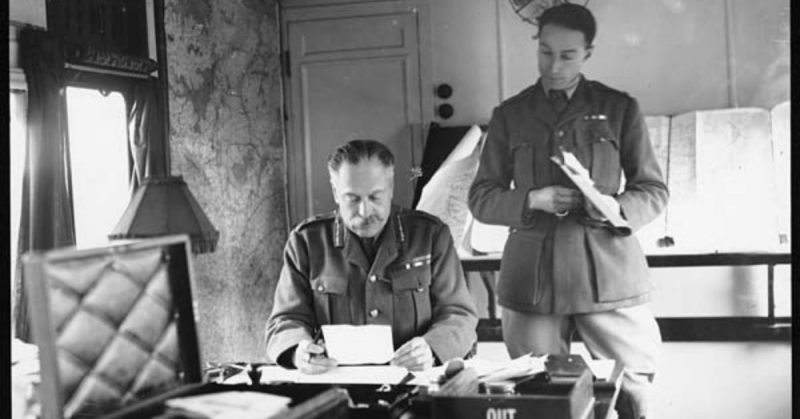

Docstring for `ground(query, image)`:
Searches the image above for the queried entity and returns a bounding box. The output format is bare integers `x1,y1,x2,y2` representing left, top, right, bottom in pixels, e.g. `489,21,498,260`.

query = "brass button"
556,130,564,137
316,285,325,292
416,287,424,293
369,275,377,283
369,309,379,318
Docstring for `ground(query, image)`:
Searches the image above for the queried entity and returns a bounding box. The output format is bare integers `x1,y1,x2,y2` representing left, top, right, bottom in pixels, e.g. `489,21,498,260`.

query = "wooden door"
282,1,432,226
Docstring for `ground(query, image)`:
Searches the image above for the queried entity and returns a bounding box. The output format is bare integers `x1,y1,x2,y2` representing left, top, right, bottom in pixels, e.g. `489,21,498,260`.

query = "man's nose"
549,58,563,74
357,201,369,217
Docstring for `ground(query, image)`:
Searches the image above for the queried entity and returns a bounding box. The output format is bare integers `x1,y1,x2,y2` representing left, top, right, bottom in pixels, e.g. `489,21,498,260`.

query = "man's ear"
584,45,594,61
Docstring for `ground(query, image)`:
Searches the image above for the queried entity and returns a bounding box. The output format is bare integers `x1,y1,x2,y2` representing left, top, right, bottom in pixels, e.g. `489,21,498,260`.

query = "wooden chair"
24,235,202,419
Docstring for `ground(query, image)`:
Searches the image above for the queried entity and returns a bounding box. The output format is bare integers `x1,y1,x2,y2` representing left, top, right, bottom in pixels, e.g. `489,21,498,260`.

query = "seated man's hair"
537,3,597,46
327,139,395,172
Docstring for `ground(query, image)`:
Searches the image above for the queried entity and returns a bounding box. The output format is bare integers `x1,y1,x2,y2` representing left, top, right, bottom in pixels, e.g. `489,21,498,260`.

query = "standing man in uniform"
468,4,667,418
267,139,478,374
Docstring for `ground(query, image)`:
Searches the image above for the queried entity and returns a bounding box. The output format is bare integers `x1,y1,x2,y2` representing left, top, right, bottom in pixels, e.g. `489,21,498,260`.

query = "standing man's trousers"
502,304,661,419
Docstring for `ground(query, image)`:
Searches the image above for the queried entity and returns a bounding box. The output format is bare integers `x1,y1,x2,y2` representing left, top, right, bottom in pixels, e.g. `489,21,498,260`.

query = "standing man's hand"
391,337,434,371
293,339,338,374
528,186,583,214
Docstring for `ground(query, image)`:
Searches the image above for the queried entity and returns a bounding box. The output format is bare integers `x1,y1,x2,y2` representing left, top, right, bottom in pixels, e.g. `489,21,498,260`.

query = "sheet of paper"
259,365,410,385
321,324,393,365
465,212,509,254
165,391,291,419
550,151,630,233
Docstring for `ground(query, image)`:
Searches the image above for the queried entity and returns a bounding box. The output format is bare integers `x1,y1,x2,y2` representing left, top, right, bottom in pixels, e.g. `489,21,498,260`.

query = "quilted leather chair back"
24,235,201,419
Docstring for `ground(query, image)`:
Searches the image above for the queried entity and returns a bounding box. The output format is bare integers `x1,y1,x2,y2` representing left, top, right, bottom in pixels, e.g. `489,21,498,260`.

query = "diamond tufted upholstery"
24,236,201,419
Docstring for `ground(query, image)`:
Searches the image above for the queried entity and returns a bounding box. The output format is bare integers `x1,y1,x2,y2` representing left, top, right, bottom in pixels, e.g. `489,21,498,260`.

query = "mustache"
352,215,384,226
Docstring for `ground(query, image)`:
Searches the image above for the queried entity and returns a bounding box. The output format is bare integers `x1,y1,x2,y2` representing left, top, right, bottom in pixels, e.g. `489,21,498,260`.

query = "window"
65,87,130,248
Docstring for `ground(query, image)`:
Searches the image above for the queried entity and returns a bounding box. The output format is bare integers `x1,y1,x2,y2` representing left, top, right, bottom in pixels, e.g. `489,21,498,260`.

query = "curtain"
13,29,76,342
125,79,168,190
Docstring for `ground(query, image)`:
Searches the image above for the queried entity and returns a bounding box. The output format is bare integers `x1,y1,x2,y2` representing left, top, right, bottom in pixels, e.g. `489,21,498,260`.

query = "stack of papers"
165,391,291,419
413,354,548,385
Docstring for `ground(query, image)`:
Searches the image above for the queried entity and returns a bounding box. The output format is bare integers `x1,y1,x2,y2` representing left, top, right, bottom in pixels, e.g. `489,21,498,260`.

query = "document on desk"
165,391,291,419
259,365,410,385
321,324,394,365
551,150,631,234
411,354,548,385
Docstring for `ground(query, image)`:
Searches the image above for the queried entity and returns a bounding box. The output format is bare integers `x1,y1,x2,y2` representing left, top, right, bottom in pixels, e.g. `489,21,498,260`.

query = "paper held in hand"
550,150,630,231
321,324,394,365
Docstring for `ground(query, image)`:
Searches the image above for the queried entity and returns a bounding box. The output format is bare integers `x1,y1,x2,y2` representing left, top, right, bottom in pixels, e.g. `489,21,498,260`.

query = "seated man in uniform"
266,139,478,373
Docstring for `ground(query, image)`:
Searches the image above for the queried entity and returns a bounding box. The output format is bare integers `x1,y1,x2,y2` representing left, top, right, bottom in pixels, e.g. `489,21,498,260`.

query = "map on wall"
666,105,787,253
770,101,790,247
635,116,671,254
416,125,485,257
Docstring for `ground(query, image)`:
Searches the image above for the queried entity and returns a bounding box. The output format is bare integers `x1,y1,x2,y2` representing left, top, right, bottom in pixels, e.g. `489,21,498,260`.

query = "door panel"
284,2,430,226
301,57,416,214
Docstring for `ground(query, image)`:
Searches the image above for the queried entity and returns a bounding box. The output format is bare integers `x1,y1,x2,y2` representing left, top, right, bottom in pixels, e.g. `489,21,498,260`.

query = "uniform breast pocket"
391,261,433,333
578,121,621,193
310,275,349,324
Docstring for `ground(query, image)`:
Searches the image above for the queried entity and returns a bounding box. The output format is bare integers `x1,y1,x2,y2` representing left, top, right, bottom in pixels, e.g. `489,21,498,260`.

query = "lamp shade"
109,176,219,253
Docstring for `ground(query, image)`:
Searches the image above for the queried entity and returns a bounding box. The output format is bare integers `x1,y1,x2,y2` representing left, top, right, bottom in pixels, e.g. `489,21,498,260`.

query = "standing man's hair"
327,139,395,172
537,3,597,46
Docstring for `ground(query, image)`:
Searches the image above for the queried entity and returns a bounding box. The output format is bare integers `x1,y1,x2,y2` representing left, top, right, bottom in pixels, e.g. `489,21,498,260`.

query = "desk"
461,252,792,341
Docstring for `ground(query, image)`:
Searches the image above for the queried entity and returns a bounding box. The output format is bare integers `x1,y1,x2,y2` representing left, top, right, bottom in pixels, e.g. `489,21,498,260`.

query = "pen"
310,328,326,359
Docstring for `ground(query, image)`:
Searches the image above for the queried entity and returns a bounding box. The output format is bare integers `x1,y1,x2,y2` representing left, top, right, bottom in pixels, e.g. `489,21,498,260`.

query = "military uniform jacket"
265,205,478,366
468,77,668,314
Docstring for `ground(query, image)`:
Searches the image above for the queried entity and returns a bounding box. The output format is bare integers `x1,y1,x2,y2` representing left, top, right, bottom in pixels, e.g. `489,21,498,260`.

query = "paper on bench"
259,365,410,385
412,354,547,385
321,324,394,365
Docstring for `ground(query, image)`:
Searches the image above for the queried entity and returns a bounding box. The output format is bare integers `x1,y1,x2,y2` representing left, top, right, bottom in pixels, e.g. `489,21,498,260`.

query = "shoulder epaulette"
293,211,336,232
500,84,538,108
586,79,630,99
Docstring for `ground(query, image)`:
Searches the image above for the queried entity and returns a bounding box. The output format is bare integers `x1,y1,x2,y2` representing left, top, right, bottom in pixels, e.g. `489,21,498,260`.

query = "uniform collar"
335,205,406,273
531,76,592,128
541,74,582,100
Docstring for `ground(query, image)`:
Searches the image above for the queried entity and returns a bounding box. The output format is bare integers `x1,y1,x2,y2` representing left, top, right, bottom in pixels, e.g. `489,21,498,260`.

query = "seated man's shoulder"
292,211,336,234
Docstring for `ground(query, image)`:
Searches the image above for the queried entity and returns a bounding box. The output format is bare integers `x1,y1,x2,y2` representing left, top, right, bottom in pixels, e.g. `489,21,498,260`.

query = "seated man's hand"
293,339,338,374
391,337,434,371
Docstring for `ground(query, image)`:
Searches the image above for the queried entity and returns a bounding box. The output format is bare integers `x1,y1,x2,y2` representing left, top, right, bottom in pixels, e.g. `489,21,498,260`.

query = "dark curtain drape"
13,29,76,342
125,79,168,190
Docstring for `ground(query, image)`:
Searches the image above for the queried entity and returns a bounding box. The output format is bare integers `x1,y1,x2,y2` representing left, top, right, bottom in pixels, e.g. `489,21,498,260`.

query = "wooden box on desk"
431,369,595,419
518,356,623,419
